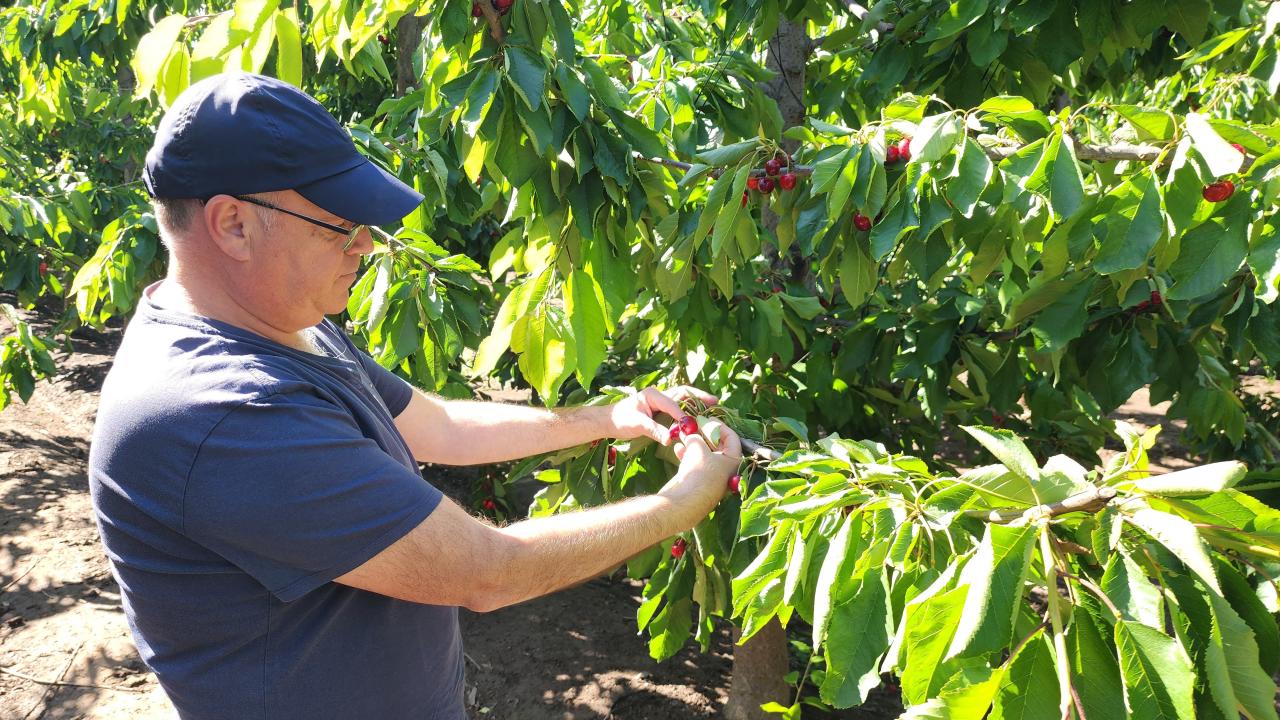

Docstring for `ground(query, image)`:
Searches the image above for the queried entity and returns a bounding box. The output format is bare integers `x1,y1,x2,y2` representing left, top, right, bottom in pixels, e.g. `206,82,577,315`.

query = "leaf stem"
1039,527,1075,720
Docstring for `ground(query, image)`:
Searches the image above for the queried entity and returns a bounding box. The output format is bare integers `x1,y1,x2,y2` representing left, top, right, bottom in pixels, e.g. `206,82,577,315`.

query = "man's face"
241,191,372,327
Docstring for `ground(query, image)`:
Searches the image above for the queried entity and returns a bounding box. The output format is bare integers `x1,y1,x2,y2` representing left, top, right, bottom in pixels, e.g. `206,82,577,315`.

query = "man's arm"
393,386,713,465
335,425,741,611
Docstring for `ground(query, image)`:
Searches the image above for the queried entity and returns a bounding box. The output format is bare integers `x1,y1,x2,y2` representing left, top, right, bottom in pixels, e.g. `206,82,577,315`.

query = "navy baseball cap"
142,73,423,225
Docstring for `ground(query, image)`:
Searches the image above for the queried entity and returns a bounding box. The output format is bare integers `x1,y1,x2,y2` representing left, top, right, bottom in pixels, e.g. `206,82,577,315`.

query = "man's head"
143,73,423,329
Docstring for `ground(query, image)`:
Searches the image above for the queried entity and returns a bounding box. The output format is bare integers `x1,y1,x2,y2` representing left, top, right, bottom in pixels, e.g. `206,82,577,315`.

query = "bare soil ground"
0,309,1227,720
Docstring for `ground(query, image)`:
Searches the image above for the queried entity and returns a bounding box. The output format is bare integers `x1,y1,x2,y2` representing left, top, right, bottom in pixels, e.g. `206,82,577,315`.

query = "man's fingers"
699,418,742,457
640,387,685,420
669,385,720,408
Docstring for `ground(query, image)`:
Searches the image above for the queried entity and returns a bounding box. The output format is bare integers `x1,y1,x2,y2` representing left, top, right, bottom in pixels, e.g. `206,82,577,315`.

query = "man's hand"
659,417,742,516
606,386,720,444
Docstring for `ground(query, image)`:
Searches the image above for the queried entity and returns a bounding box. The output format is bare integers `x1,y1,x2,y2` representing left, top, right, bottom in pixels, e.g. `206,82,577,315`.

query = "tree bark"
394,14,425,95
722,619,791,720
760,16,814,290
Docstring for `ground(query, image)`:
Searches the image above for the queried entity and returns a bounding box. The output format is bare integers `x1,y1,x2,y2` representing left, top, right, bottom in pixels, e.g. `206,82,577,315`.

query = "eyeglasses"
229,195,367,251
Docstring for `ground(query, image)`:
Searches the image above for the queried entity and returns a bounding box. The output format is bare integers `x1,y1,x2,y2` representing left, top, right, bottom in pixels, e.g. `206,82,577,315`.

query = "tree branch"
975,486,1119,524
741,437,782,462
476,1,506,44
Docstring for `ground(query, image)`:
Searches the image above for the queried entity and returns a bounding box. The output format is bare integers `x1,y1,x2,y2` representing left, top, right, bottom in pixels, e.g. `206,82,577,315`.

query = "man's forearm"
474,483,707,612
410,395,611,465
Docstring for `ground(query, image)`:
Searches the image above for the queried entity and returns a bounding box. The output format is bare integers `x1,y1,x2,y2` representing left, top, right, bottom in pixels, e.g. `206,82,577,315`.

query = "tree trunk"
722,619,791,720
760,16,814,290
395,14,425,95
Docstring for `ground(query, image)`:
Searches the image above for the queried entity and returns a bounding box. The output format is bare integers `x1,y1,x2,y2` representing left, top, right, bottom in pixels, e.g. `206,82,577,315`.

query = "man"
88,72,741,720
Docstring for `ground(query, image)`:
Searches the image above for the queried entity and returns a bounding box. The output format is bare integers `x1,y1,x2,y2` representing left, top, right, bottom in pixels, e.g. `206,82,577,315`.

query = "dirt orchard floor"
0,311,1227,720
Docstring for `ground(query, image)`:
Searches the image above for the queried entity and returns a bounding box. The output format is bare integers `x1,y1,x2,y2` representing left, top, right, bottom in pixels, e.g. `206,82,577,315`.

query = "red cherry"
764,158,782,176
740,190,748,207
483,498,496,510
471,2,482,16
1231,143,1246,154
1150,290,1163,306
853,212,872,231
378,34,388,44
38,262,48,276
886,145,900,163
495,0,514,10
779,173,797,190
757,177,775,194
671,538,687,558
899,137,911,154
678,415,699,436
772,285,783,293
1202,180,1235,203
607,446,617,466
728,474,741,494
747,176,760,190
668,425,681,443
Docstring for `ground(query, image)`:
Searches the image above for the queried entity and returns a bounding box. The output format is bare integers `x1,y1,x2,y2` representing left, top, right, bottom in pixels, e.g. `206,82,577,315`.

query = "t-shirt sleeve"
355,350,414,417
183,389,441,602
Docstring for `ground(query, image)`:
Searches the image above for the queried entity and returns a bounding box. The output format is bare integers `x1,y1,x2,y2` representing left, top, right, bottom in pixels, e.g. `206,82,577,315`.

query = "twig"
976,486,1118,524
475,1,506,44
21,643,82,720
2,663,149,695
741,437,781,462
182,11,230,28
1060,572,1123,620
1,557,43,593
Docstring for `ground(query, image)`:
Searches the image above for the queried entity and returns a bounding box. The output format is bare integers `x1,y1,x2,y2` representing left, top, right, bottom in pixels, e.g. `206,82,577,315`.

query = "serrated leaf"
947,523,1036,659
911,112,963,164
1185,113,1245,178
1133,461,1246,496
1115,620,1196,719
132,14,187,99
566,270,606,392
505,47,547,111
990,631,1060,720
820,566,892,708
961,426,1040,483
1125,507,1221,593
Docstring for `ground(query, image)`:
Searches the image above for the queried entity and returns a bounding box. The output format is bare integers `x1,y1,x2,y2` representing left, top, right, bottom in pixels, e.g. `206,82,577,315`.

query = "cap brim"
295,159,424,226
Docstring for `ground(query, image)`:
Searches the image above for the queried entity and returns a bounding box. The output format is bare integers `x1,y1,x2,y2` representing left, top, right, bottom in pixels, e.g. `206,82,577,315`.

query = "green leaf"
1114,105,1177,142
554,64,590,121
1133,462,1246,496
1179,26,1250,65
565,270,606,392
273,9,303,86
819,566,892,708
911,112,963,164
839,240,878,308
1185,113,1245,178
947,523,1036,659
1048,132,1085,218
977,96,1051,140
1167,217,1247,301
868,194,919,260
132,14,187,99
899,586,969,704
813,513,860,650
1207,591,1279,720
927,0,991,40
1068,611,1127,720
990,631,1060,720
1114,620,1196,719
518,305,574,405
1125,507,1221,593
1166,0,1210,43
695,140,759,167
1101,551,1164,628
505,47,547,111
1093,177,1165,274
961,426,1040,483
811,147,853,194
948,138,994,218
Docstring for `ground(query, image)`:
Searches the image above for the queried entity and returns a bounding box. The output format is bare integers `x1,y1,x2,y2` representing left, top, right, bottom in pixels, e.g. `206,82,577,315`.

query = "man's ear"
202,195,252,262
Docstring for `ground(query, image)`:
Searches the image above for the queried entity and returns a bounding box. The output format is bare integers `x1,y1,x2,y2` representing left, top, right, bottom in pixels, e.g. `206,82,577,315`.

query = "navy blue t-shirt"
88,284,464,719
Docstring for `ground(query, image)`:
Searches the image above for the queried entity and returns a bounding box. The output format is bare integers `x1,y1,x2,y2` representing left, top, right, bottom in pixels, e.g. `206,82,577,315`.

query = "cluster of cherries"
740,156,801,206
886,136,912,164
1202,143,1246,203
473,0,514,17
